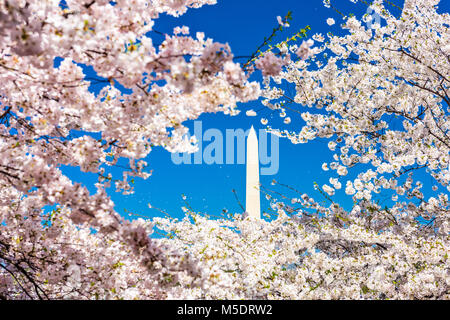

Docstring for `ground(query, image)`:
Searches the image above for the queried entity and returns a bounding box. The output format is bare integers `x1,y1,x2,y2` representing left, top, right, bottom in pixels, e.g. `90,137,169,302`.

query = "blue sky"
62,0,449,222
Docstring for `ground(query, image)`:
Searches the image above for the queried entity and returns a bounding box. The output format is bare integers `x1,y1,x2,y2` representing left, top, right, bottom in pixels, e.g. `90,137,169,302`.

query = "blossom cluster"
261,0,450,237
0,0,259,299
155,208,449,299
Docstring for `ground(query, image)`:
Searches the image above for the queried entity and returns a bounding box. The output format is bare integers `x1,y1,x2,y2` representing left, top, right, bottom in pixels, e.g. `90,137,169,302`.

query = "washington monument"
245,126,261,219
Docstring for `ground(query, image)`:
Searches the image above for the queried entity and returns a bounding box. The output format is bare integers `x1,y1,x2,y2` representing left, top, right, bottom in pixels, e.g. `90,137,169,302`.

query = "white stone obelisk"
246,126,261,219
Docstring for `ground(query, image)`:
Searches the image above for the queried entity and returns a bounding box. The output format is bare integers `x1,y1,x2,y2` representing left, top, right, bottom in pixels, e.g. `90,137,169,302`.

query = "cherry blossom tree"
155,209,449,299
258,0,449,237
152,0,450,300
0,0,260,299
